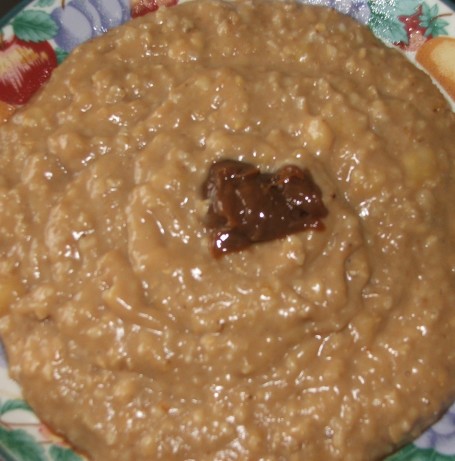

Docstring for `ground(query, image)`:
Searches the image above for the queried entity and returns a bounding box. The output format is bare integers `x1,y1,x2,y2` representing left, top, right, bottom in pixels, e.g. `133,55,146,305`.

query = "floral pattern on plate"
0,1,454,460
0,397,82,461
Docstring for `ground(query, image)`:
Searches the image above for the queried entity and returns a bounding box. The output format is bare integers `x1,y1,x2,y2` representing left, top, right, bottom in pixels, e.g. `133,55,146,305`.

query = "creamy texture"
0,1,455,460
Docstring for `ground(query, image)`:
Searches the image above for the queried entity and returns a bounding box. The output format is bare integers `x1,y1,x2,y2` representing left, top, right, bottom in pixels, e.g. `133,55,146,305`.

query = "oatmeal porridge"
0,1,454,460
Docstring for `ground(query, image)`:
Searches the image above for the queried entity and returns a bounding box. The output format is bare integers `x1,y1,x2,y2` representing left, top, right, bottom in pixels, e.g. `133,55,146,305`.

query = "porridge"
0,0,455,460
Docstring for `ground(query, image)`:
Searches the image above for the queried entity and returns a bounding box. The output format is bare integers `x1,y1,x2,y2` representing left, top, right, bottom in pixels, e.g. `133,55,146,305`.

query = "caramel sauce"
202,159,328,257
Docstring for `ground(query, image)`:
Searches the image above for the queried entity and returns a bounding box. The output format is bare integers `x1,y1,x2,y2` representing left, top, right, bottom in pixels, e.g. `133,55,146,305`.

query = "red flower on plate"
0,35,58,106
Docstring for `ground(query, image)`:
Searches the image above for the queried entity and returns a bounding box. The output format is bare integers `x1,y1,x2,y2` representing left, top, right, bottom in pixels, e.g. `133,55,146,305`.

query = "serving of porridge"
0,0,454,459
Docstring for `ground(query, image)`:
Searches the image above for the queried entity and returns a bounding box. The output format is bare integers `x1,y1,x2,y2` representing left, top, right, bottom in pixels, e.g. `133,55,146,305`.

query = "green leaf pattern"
12,10,58,42
387,444,455,461
0,399,33,416
368,0,412,43
35,0,56,6
393,0,421,16
420,3,450,37
54,47,69,65
0,427,47,461
49,446,83,461
0,399,84,461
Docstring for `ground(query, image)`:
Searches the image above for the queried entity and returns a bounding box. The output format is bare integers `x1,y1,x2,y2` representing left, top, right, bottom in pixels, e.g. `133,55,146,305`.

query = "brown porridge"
0,0,455,459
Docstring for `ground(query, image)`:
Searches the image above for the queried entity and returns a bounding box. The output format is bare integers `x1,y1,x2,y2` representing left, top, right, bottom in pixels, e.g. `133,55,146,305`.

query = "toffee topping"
202,159,328,257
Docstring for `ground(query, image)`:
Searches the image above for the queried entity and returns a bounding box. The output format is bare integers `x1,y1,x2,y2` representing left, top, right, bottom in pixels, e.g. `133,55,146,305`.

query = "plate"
0,1,455,460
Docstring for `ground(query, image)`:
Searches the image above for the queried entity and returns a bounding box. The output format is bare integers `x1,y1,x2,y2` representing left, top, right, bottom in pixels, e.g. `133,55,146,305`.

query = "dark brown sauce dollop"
202,159,328,257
